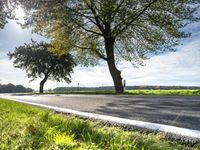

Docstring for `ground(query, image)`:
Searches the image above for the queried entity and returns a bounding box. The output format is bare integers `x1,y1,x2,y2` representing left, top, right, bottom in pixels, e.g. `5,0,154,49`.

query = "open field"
41,90,200,96
0,98,199,149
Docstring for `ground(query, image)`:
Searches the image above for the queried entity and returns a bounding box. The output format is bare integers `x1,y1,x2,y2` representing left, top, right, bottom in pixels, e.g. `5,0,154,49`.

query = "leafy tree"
0,0,17,28
0,83,33,93
0,0,9,28
8,41,76,93
20,0,200,93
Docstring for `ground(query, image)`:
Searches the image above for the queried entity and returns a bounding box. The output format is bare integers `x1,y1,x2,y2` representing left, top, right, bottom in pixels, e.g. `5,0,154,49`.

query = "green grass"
0,99,199,149
125,90,200,96
41,89,200,96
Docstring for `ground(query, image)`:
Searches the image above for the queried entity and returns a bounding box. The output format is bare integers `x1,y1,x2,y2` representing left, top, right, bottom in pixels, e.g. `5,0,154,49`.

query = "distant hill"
0,83,33,93
53,85,200,92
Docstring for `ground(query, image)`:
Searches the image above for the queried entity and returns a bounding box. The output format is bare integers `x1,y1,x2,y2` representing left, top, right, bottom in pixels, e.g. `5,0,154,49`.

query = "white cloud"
1,39,200,90
68,39,200,87
0,19,200,90
121,39,200,86
71,66,112,87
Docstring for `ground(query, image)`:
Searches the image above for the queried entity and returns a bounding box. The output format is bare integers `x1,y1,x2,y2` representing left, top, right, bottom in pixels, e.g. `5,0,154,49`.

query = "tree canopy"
0,83,33,93
0,0,18,28
8,41,76,93
0,0,9,28
18,0,200,93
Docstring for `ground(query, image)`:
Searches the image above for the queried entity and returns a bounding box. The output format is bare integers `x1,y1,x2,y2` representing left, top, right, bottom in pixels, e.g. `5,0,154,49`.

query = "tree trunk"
39,74,48,93
105,37,124,94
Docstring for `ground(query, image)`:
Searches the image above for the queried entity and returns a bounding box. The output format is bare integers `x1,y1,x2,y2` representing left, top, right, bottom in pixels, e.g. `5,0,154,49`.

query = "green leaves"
8,41,76,83
0,0,10,29
20,0,200,66
0,0,21,29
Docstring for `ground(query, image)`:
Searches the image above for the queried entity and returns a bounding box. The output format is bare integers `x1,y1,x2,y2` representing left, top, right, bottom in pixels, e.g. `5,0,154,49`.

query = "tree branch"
113,0,158,36
111,0,125,21
62,18,103,36
75,45,107,61
63,5,100,27
79,25,103,36
83,0,105,32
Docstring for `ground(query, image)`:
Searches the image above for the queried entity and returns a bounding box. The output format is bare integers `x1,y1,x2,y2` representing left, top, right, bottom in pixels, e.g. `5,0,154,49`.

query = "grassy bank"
42,89,200,96
0,98,199,149
125,90,200,96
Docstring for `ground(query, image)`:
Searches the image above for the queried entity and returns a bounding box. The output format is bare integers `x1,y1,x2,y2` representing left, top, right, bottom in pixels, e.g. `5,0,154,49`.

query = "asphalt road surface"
1,94,200,130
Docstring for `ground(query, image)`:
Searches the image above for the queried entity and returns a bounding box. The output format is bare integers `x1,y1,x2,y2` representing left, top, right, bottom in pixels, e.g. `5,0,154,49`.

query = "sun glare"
14,7,26,24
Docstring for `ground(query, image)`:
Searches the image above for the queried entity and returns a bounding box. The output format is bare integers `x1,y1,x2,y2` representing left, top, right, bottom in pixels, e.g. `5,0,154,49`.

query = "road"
1,94,200,130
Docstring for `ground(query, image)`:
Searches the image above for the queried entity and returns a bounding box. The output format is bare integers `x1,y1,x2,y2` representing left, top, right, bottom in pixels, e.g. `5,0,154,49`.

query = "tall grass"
0,98,199,149
125,90,200,96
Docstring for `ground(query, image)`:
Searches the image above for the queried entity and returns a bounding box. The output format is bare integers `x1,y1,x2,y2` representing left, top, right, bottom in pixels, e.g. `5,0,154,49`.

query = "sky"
0,7,200,90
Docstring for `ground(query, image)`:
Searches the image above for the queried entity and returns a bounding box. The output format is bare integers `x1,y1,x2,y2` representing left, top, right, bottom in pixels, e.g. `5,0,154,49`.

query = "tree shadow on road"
94,95,200,130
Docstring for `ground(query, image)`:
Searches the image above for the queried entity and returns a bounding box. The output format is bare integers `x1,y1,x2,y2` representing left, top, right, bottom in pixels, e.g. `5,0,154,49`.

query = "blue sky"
0,8,200,90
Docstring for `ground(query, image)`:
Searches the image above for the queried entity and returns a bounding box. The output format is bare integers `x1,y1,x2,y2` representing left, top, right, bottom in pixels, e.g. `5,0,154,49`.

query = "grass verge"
125,90,200,96
40,89,200,96
0,98,199,149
